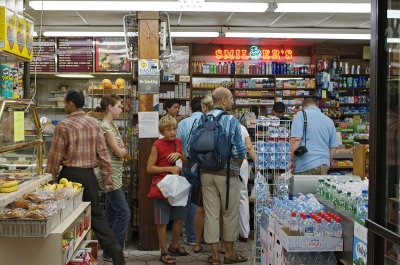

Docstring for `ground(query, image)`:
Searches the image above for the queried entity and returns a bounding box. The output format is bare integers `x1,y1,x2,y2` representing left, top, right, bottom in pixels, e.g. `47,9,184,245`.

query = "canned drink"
351,65,355,75
356,65,361,75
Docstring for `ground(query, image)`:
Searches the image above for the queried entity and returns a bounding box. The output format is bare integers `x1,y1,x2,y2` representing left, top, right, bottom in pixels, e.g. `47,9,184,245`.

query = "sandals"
193,246,203,253
159,252,176,264
223,253,248,264
207,256,221,265
168,246,189,256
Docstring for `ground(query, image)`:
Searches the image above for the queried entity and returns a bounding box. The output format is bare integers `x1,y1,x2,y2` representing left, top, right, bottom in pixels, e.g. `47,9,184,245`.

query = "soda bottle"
217,62,223,74
231,60,236,75
223,62,228,74
227,61,231,74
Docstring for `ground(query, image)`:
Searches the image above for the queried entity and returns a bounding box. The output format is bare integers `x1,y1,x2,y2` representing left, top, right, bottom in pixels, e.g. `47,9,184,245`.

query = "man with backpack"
190,87,247,265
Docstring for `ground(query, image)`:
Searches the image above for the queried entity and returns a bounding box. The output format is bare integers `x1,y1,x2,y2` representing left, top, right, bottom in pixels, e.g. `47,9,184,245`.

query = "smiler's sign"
215,45,293,61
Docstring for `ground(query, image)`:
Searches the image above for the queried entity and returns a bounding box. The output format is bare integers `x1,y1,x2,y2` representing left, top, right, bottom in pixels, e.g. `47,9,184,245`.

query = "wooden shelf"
234,88,274,90
276,88,316,90
235,95,275,98
160,81,190,84
330,166,353,170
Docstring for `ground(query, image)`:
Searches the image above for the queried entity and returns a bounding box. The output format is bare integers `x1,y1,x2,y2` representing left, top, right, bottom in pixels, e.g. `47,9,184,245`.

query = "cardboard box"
277,224,343,252
13,13,24,56
353,222,368,265
0,7,16,54
83,240,99,263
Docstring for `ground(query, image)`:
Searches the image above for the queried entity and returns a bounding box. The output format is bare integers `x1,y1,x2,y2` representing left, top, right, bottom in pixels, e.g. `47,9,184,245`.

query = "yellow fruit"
65,182,73,188
0,185,19,193
115,78,125,88
51,184,57,190
102,79,112,89
0,180,19,189
59,178,68,185
56,184,65,189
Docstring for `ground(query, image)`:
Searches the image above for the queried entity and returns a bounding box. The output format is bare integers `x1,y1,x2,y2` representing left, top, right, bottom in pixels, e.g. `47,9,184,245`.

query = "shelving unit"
0,202,92,265
191,72,316,117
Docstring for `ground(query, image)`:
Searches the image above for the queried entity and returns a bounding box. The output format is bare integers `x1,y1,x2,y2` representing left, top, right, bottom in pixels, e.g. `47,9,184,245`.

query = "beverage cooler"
367,0,400,264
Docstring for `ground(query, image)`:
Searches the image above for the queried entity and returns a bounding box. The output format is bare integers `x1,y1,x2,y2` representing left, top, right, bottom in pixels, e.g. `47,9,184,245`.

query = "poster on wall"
95,37,131,72
162,46,189,75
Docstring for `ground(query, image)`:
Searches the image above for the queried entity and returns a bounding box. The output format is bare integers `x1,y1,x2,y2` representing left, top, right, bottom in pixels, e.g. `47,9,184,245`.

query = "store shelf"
340,74,370,77
338,88,369,91
160,81,190,84
235,103,274,106
280,95,315,98
159,97,191,100
192,87,232,90
339,103,369,106
330,166,353,170
235,95,275,98
192,74,235,78
334,153,354,159
276,88,316,90
234,88,274,90
192,73,314,78
0,174,52,208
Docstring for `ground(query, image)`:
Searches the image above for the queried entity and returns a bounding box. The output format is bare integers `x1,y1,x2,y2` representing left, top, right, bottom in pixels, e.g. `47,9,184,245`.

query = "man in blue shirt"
290,98,338,175
177,97,203,248
201,87,247,265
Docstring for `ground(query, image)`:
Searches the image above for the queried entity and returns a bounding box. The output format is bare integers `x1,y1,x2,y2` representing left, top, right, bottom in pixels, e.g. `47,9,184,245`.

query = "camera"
294,146,308,156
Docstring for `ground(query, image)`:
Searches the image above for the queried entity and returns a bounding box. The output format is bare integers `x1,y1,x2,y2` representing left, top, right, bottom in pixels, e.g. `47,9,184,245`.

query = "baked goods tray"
0,212,60,237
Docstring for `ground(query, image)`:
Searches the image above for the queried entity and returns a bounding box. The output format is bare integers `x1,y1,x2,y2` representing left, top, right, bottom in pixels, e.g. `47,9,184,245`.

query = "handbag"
294,111,308,156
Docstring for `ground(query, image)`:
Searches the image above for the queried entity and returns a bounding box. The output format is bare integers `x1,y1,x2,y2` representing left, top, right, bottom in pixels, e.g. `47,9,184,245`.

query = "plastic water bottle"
289,212,300,236
324,217,334,237
313,218,323,236
326,252,337,265
299,214,307,235
304,215,314,236
333,217,343,238
356,189,369,221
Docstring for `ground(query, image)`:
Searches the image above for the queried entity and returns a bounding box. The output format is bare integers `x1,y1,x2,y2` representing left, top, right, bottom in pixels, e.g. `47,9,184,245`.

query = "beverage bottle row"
316,178,369,222
338,76,370,89
191,60,315,75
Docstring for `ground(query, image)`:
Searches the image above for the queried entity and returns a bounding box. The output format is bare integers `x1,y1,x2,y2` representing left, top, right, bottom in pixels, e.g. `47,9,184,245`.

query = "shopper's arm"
289,137,301,172
147,145,181,175
45,124,67,180
245,136,257,162
104,131,127,159
330,148,337,163
96,132,114,191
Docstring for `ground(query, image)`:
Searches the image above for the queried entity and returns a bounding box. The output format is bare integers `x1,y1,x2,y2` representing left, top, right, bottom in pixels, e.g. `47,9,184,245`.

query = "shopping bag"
157,174,191,206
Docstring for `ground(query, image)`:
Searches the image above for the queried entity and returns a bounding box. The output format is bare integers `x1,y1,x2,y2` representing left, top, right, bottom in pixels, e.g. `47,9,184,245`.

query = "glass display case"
0,98,43,175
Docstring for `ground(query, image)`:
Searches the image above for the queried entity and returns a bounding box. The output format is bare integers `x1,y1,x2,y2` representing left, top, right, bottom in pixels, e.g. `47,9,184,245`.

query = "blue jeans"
104,189,131,253
182,166,196,242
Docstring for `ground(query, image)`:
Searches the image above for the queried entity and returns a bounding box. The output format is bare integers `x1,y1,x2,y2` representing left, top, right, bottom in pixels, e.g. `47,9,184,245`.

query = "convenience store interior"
1,0,400,265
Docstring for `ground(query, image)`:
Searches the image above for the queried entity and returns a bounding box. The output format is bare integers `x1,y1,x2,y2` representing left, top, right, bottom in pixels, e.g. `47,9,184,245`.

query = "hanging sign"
215,46,293,61
13,111,24,142
138,59,159,75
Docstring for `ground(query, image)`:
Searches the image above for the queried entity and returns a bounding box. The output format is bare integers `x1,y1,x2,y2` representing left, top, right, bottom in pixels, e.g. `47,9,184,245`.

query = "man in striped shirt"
46,89,124,265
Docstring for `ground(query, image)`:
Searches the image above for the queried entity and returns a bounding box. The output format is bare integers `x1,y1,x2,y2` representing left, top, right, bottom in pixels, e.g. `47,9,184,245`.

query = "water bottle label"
335,231,343,238
304,226,314,235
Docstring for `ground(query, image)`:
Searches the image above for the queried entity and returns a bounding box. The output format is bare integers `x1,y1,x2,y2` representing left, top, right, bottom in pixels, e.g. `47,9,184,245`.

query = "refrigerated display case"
367,0,400,264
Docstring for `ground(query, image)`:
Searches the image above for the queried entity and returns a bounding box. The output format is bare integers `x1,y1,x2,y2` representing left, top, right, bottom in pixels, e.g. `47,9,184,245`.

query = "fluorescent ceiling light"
388,38,400,43
275,3,371,13
42,31,218,38
225,32,371,40
29,1,267,12
55,74,94,78
388,10,400,18
43,31,125,37
170,32,219,37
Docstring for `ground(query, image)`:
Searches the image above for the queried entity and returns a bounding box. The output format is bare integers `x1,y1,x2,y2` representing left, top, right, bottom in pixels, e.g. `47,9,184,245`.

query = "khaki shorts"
201,173,241,244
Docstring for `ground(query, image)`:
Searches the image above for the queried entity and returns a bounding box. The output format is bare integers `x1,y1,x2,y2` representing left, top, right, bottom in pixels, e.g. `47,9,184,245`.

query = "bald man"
201,87,247,264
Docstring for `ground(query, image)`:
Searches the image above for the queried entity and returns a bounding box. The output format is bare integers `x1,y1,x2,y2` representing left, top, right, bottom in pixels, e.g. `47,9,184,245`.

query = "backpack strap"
225,119,232,210
186,118,198,157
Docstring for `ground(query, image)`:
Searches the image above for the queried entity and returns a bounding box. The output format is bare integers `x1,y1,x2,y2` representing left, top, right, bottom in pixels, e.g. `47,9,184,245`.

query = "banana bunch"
0,180,19,193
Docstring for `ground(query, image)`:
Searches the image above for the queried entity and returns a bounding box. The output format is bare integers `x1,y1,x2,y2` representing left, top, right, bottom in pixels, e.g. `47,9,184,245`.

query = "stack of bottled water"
283,251,338,265
257,141,290,170
271,194,343,238
316,177,369,222
255,172,271,259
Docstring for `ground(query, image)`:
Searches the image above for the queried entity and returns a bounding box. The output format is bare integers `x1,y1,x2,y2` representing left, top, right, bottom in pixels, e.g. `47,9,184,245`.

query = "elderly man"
200,87,247,265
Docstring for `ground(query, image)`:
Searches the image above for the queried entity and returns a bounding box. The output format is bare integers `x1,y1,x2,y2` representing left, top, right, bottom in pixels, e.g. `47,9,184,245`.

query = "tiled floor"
100,239,255,265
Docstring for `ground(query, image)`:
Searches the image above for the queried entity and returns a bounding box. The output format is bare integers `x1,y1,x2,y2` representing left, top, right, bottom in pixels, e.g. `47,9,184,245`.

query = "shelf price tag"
13,111,24,142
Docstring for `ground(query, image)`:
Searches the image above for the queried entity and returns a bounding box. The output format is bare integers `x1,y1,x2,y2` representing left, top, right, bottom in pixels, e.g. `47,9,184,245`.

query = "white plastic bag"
157,174,191,206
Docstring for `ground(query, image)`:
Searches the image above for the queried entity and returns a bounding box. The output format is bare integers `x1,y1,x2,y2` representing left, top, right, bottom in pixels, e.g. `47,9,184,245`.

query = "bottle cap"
336,217,341,223
306,214,311,219
317,212,323,217
291,212,297,217
327,217,332,222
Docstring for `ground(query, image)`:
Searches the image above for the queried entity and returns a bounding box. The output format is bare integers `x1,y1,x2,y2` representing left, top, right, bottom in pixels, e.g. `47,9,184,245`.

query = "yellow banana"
0,185,19,193
0,180,19,189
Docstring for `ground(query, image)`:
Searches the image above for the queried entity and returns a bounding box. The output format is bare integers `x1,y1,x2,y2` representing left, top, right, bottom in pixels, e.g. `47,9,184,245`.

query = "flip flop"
159,252,176,264
168,246,189,256
193,246,203,253
223,253,248,264
207,256,221,265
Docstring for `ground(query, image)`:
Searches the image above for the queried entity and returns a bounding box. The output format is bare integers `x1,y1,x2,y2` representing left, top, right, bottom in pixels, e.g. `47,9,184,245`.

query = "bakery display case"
0,98,44,175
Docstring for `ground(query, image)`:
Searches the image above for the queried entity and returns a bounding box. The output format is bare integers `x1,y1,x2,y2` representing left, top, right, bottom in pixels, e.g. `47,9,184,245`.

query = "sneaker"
183,238,196,246
124,251,129,259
